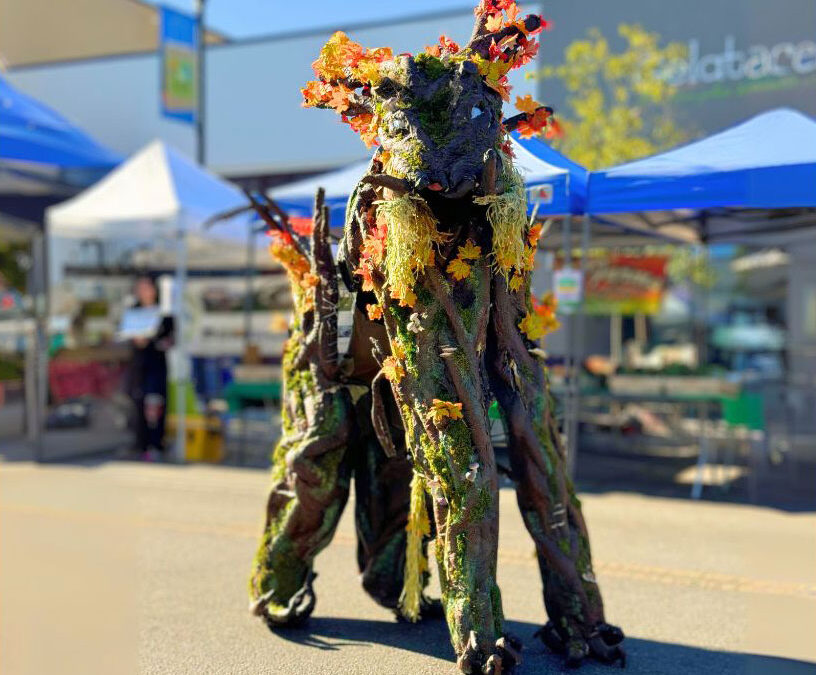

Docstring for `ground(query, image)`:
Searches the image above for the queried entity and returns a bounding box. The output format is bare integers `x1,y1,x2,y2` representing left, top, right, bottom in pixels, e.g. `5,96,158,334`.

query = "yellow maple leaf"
428,399,464,425
457,240,482,261
508,272,524,292
390,340,407,360
519,304,560,341
485,13,503,32
382,356,405,383
515,94,541,115
446,257,472,281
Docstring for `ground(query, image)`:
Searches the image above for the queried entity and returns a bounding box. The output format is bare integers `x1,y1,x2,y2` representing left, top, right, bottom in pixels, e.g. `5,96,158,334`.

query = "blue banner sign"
160,7,198,124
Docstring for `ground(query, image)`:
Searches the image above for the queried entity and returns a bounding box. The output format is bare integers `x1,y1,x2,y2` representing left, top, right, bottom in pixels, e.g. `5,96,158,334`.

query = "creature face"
372,55,502,194
301,1,553,199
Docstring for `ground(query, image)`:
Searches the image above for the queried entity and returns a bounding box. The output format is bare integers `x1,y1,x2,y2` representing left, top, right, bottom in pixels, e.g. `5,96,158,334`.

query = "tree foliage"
532,24,688,170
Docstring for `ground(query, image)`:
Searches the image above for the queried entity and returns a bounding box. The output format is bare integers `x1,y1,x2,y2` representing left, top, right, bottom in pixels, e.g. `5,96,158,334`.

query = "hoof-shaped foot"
250,571,317,630
457,631,523,675
535,621,626,669
588,623,626,668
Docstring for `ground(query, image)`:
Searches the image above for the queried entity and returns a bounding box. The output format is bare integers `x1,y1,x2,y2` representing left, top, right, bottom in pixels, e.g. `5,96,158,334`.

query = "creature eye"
471,106,484,120
389,116,409,135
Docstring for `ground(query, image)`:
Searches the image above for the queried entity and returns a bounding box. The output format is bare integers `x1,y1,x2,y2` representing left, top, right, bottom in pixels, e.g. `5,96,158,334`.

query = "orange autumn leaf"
519,292,560,340
527,222,543,246
301,80,332,108
354,263,376,292
428,399,464,425
516,107,552,139
328,85,353,112
446,257,472,281
301,272,319,290
545,118,563,139
362,234,385,265
366,303,383,321
391,286,417,308
504,2,520,23
382,356,405,383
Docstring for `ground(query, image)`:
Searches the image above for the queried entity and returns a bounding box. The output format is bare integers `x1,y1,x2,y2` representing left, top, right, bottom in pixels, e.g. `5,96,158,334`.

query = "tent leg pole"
31,230,48,461
567,214,591,478
239,226,257,467
174,230,188,463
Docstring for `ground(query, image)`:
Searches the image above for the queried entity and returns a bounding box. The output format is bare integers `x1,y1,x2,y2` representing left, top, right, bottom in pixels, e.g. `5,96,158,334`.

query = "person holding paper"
127,275,174,460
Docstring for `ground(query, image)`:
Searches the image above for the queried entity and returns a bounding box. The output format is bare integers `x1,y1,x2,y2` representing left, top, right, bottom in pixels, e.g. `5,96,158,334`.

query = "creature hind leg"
248,386,354,626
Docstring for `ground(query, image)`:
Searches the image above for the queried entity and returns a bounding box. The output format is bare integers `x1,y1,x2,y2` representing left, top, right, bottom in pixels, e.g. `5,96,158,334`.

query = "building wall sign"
665,36,816,97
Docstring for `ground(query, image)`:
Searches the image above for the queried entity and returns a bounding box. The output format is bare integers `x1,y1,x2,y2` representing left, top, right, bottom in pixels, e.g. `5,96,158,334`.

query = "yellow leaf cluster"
428,399,464,426
529,24,689,170
446,240,482,282
390,340,407,360
518,292,560,341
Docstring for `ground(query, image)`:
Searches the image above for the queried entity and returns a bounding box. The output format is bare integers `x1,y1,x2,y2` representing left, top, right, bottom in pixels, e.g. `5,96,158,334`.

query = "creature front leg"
375,263,518,674
487,275,625,668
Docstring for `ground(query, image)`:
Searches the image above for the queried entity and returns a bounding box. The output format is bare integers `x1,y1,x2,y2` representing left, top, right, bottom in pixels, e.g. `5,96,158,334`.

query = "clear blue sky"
145,0,477,39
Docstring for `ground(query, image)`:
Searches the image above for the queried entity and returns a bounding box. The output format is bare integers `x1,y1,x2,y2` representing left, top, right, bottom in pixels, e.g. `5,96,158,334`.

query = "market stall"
580,107,816,498
46,139,256,460
1,74,121,452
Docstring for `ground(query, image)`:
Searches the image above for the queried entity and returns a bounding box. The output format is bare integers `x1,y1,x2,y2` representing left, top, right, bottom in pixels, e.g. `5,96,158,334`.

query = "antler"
310,188,340,380
466,13,544,59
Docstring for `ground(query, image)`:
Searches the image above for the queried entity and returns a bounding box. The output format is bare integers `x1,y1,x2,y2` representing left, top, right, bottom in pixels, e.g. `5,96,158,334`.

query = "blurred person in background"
128,275,174,461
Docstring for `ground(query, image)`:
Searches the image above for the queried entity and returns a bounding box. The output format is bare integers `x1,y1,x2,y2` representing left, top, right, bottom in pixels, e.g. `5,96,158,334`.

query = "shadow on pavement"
273,617,816,674
569,446,816,514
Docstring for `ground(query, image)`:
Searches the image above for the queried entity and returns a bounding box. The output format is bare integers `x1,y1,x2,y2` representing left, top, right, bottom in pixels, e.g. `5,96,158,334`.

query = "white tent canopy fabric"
47,139,253,239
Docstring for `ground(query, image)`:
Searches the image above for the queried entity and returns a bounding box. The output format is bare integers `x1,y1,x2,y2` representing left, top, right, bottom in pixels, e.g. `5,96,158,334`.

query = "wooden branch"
361,174,412,195
371,370,398,458
504,105,553,133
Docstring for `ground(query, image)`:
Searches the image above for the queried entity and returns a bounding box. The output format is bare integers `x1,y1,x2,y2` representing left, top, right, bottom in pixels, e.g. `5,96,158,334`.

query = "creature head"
302,0,556,198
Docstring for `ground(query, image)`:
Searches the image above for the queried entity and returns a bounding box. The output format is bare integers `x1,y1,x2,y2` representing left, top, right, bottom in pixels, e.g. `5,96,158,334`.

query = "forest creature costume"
249,2,625,672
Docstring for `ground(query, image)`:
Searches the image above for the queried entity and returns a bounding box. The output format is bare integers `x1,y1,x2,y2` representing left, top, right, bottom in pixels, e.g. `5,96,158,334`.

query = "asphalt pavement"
1,459,814,675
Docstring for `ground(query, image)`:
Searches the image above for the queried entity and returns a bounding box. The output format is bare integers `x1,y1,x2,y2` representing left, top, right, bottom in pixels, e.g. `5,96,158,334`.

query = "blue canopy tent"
582,108,816,497
511,131,587,216
586,108,816,246
0,74,121,169
0,75,121,459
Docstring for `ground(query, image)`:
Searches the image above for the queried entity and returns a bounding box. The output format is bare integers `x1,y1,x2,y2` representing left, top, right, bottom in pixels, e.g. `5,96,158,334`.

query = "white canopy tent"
46,139,255,460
